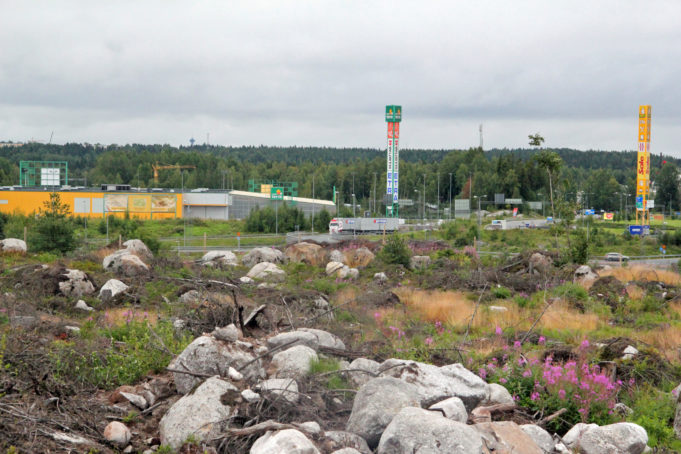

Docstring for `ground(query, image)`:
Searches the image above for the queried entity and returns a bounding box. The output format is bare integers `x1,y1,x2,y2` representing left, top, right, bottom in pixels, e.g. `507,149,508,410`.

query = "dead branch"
470,403,516,423
463,283,489,342
538,408,567,426
520,283,554,345
165,368,213,378
236,339,298,373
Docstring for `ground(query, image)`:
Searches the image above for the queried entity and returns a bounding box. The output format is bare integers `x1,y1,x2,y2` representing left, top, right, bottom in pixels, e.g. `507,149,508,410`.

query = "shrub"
378,234,411,267
492,286,511,299
552,283,588,303
628,388,681,450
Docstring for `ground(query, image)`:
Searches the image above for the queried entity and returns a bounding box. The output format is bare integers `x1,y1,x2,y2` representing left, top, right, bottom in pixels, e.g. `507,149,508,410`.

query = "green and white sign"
270,186,284,201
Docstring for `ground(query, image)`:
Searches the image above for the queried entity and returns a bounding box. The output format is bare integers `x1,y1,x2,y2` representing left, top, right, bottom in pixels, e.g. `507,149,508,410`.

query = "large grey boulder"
242,247,285,267
324,431,371,454
103,250,149,276
377,406,484,454
58,269,96,297
99,279,129,301
122,239,153,263
285,242,325,266
246,261,286,282
529,252,553,273
378,359,488,409
562,423,598,449
250,429,320,454
267,328,345,351
271,345,318,379
346,377,421,448
0,238,27,254
344,358,380,387
168,335,265,394
564,422,648,454
520,425,555,453
328,250,345,263
255,378,300,404
474,421,543,454
200,250,238,267
482,383,514,406
159,376,236,450
428,396,468,423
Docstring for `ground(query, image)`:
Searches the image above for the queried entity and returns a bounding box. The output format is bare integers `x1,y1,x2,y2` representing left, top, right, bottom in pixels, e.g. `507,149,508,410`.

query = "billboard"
105,193,177,215
603,213,614,220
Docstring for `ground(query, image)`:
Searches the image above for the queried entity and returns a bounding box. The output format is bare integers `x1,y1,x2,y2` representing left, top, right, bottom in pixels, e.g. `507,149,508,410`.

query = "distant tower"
479,124,483,150
189,137,195,147
385,105,402,217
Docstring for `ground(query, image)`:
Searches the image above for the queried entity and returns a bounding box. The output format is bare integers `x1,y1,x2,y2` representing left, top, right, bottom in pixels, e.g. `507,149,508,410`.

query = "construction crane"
152,163,196,184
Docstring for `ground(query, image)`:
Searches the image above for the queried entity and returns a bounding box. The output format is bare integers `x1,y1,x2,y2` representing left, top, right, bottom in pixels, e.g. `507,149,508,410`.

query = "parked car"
605,252,629,262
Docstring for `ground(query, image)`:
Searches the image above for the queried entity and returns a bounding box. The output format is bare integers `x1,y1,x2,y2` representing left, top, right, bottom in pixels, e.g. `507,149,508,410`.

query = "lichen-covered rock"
428,396,467,423
122,239,153,263
168,335,264,394
200,250,238,267
271,345,318,379
159,376,236,450
344,358,380,387
99,279,129,301
346,377,421,448
0,238,27,254
563,422,648,454
378,359,488,410
256,378,300,404
377,407,484,454
242,247,285,267
58,269,96,297
474,421,543,454
246,261,286,282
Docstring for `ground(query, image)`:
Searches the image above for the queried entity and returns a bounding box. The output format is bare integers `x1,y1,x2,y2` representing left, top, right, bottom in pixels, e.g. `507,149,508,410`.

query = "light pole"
423,174,426,222
312,174,315,232
373,172,377,216
436,172,440,220
414,189,420,221
352,193,356,237
182,170,186,247
448,173,452,220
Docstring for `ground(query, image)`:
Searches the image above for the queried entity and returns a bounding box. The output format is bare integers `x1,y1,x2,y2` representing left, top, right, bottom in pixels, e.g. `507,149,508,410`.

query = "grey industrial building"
182,190,336,220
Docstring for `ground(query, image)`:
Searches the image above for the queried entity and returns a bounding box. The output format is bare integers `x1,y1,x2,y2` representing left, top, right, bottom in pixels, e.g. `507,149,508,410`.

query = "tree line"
0,142,679,214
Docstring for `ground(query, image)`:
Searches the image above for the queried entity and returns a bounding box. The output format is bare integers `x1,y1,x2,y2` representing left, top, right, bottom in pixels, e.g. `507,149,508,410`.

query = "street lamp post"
436,172,440,220
352,193,356,237
448,173,452,221
423,174,426,222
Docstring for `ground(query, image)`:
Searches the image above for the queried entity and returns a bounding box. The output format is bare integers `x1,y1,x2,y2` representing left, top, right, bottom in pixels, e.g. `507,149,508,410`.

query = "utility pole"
449,173,452,220
312,175,315,232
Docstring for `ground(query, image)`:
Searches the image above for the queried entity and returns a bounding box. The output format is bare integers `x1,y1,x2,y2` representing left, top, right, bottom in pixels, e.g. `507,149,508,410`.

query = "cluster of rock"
101,323,650,453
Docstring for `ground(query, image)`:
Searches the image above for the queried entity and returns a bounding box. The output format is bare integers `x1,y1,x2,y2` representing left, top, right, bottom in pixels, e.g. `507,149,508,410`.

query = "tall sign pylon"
385,105,401,217
636,105,652,226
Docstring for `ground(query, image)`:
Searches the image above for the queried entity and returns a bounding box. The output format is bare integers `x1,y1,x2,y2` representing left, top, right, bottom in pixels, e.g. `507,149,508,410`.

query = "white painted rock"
103,421,131,446
159,376,236,450
246,261,286,282
377,406,484,454
99,279,129,300
250,429,320,454
0,238,27,254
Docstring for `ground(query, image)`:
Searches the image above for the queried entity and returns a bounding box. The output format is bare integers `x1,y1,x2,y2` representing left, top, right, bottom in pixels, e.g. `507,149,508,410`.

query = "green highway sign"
270,186,284,201
385,105,402,123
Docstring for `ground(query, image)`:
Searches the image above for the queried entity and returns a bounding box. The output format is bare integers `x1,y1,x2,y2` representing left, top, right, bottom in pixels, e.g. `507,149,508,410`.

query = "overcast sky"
1,1,680,155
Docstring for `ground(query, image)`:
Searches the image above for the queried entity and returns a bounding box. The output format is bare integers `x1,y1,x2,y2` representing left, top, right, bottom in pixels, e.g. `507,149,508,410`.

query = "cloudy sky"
1,1,680,154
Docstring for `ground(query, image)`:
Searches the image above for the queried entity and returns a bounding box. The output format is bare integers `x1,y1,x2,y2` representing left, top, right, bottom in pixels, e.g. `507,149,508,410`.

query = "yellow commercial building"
0,189,182,219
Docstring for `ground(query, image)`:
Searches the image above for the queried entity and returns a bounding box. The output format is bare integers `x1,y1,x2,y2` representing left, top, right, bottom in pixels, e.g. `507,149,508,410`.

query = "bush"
628,388,681,450
378,234,411,267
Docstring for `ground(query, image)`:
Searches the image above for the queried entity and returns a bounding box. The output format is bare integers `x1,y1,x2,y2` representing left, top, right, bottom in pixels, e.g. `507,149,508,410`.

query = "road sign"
270,187,284,200
628,225,649,235
375,218,387,224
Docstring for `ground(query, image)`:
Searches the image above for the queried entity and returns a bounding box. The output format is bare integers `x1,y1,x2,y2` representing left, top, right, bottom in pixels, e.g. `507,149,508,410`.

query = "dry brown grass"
394,288,604,336
105,307,159,326
625,284,644,300
636,326,681,360
600,266,681,287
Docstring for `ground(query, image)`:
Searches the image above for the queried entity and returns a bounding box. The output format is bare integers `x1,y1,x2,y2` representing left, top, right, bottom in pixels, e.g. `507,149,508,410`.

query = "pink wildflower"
495,325,503,336
425,337,433,345
538,336,546,345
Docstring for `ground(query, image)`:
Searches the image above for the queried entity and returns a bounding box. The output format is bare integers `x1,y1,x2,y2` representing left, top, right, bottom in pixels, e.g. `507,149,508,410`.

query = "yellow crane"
152,163,196,184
